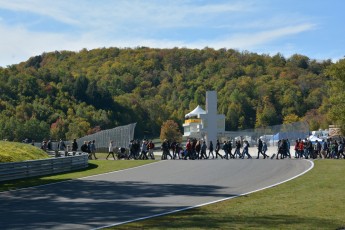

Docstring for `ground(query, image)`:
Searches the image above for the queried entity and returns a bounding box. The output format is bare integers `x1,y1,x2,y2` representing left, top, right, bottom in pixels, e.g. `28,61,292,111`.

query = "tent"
273,131,309,141
185,105,206,118
308,135,324,142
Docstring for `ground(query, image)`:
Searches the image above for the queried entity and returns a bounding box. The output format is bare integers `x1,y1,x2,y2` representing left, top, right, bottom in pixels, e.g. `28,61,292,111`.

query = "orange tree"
159,120,182,143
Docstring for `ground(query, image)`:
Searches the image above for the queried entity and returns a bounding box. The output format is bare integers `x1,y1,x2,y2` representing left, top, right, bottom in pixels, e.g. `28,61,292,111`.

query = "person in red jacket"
184,139,192,160
297,139,304,158
147,140,155,160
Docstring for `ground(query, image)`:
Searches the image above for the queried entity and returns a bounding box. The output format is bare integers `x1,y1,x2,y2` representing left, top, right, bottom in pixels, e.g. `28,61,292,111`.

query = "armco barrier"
0,154,89,182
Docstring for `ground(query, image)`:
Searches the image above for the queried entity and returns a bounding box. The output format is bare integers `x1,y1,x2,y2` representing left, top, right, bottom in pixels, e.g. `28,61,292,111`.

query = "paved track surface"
0,159,312,229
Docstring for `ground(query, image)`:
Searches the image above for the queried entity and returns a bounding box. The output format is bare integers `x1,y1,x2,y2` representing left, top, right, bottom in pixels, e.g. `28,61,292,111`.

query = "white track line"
93,159,314,230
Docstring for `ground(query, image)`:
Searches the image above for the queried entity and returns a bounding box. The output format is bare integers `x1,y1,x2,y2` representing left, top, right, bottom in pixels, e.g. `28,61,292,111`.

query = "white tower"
183,91,225,146
200,91,225,146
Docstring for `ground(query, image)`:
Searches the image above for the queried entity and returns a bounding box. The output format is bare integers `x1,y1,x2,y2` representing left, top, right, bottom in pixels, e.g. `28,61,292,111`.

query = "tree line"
0,47,344,142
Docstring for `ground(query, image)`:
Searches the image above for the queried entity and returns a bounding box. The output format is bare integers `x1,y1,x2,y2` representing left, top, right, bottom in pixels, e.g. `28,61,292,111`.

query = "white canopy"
185,105,206,118
309,135,324,142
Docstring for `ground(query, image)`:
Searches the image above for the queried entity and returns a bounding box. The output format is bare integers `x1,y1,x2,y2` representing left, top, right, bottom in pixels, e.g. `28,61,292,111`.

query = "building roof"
185,105,206,118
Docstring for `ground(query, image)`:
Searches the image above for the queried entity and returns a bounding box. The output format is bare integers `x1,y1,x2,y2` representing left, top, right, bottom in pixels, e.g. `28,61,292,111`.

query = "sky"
0,0,344,67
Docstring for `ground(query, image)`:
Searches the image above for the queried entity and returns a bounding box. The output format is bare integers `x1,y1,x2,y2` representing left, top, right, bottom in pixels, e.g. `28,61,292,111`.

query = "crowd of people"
39,138,97,159
36,135,344,161
106,139,156,160
293,138,344,159
157,137,345,160
102,137,345,161
159,138,262,160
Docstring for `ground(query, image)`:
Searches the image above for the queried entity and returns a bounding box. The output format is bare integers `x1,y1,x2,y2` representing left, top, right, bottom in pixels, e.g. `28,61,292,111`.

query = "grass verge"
0,154,155,192
108,160,345,230
0,141,50,162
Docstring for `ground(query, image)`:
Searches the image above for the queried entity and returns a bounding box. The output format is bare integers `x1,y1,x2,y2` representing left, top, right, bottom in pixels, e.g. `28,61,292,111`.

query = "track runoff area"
0,156,313,230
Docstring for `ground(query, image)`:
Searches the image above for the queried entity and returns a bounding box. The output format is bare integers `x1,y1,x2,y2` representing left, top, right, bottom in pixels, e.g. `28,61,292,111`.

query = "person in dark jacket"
208,141,215,159
215,140,223,159
257,138,268,159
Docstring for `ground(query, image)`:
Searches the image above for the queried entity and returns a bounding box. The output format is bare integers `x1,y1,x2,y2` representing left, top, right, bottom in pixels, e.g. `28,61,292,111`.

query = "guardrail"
0,153,89,182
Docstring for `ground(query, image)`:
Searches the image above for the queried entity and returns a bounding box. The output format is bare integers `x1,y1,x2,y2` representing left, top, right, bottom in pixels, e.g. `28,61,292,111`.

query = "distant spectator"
72,139,78,152
106,141,116,160
89,140,97,159
47,139,52,150
81,141,89,153
58,139,66,151
41,140,48,151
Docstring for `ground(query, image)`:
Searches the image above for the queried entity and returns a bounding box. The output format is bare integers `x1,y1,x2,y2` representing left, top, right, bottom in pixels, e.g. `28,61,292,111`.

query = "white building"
183,91,225,146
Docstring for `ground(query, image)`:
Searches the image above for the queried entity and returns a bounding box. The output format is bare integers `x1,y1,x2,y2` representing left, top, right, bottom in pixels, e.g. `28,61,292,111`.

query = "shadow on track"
0,179,236,229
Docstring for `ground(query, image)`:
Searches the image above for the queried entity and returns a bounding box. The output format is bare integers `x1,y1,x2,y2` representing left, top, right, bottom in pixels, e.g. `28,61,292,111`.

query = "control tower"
183,91,225,145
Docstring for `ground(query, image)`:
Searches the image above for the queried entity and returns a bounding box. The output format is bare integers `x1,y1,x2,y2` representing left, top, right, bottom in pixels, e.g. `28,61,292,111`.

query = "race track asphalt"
0,158,313,229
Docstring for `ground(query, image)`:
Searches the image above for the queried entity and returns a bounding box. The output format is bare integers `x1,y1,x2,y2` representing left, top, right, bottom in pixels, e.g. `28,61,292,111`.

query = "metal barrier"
0,154,89,182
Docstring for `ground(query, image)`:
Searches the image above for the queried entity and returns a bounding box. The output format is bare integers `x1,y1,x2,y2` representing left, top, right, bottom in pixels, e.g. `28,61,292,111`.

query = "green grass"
0,153,155,191
108,160,345,230
0,141,50,163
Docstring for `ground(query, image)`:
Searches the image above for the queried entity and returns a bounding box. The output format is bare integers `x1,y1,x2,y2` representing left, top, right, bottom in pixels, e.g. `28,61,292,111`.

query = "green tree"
255,96,278,128
66,118,91,140
73,75,88,102
0,47,338,139
20,118,50,141
283,114,300,124
325,58,345,134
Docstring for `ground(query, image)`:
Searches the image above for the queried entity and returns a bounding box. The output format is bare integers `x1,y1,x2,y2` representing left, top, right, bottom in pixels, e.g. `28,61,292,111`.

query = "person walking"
208,141,215,159
223,140,234,159
262,141,269,159
320,139,328,159
139,139,149,160
89,140,97,159
257,138,268,159
286,139,291,158
161,139,172,160
106,141,116,160
338,141,344,159
147,140,155,160
215,140,223,159
222,141,229,159
233,140,242,158
227,140,234,159
241,140,252,159
195,140,201,159
200,141,208,159
184,139,192,160
297,139,304,159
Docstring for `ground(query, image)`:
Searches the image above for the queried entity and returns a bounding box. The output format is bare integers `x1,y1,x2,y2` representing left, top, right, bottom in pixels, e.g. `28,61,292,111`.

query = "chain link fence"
70,123,136,152
218,121,310,147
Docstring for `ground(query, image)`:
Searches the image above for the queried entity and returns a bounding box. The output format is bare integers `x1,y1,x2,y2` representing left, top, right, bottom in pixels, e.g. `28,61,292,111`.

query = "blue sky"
0,0,344,67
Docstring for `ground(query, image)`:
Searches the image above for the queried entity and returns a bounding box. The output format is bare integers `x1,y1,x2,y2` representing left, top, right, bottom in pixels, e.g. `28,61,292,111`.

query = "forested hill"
0,47,342,141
